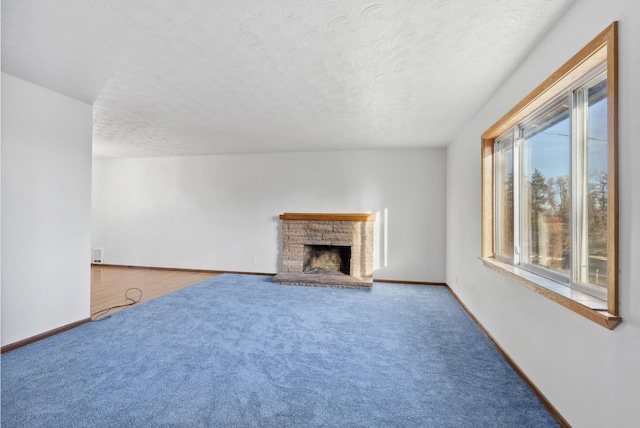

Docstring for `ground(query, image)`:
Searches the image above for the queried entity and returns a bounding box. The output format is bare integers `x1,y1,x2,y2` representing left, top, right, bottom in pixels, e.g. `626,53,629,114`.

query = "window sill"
480,257,621,330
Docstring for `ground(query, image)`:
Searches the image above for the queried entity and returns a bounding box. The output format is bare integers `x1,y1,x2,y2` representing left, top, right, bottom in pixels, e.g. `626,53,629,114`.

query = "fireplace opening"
303,245,351,275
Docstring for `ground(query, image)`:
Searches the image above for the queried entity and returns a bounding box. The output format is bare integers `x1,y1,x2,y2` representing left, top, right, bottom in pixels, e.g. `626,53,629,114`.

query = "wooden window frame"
481,22,620,329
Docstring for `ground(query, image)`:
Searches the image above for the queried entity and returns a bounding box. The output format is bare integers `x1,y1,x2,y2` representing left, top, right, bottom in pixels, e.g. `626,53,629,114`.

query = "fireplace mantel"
279,213,376,222
274,212,375,289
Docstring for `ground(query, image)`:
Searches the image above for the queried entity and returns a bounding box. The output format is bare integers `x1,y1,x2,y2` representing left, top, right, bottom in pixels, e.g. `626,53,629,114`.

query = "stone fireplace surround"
273,213,375,289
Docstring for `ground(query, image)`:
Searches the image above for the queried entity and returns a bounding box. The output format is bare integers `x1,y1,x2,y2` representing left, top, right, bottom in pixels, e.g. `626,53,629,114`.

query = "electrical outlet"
252,257,258,265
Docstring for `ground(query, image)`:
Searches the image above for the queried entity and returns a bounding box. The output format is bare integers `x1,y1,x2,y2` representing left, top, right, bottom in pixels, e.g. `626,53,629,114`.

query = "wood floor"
91,265,219,319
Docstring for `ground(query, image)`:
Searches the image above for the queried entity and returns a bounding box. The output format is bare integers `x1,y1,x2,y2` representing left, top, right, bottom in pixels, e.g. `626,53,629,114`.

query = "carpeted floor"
1,274,558,427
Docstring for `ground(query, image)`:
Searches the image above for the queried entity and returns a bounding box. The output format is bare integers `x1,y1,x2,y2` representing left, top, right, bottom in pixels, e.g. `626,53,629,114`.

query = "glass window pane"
585,80,608,287
495,137,514,260
521,101,571,278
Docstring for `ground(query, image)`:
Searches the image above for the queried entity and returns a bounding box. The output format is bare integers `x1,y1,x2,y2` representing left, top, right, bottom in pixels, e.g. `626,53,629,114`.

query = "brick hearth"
273,213,375,289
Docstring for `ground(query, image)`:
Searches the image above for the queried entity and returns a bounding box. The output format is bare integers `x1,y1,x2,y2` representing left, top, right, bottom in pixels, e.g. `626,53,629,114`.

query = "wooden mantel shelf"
279,213,376,222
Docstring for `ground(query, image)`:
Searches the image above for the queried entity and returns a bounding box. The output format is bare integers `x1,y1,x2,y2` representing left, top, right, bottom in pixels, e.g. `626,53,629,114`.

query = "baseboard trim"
1,318,92,355
94,264,276,277
94,265,455,284
374,279,446,286
92,265,450,285
445,285,570,428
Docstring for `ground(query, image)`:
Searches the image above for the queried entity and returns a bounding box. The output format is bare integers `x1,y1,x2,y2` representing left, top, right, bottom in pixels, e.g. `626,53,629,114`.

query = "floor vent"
92,248,104,264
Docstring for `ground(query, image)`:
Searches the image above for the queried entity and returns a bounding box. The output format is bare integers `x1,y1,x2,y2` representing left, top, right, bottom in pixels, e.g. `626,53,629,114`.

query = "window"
481,23,619,329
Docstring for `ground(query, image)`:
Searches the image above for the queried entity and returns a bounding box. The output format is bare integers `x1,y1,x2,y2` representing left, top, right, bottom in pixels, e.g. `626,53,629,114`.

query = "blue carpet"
1,274,558,427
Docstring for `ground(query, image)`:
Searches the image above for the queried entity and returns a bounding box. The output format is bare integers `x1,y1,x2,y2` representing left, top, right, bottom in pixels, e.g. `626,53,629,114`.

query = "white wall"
446,0,640,426
92,149,446,283
1,73,92,346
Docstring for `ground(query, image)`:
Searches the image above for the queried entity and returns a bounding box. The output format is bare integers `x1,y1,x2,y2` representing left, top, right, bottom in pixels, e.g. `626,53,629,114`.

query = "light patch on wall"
383,208,389,268
373,208,389,270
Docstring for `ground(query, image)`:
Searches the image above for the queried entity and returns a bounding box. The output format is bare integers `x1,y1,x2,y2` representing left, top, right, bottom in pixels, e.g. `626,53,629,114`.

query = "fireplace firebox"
303,245,351,275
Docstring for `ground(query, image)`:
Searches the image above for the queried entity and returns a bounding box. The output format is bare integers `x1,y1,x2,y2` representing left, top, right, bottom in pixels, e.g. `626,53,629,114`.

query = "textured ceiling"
2,0,573,158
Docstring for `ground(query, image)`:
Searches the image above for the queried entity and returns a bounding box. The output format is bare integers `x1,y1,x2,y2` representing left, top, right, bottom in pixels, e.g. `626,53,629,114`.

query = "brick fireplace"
273,213,375,289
